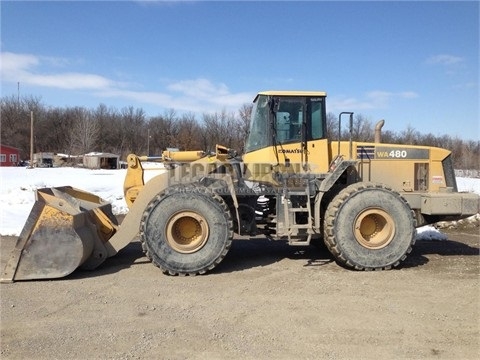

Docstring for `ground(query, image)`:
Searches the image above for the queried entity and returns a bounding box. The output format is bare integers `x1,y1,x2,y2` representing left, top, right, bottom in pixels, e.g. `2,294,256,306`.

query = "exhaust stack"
375,119,385,143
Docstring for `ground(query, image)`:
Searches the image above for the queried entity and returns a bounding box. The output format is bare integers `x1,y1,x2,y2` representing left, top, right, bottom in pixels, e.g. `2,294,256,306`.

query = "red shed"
0,145,21,166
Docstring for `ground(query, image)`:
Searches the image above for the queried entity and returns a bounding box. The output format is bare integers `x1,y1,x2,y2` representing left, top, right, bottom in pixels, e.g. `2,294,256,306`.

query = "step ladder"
282,185,314,246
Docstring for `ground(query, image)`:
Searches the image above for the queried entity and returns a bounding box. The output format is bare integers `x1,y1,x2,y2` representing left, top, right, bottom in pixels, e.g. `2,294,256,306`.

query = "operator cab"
244,91,327,154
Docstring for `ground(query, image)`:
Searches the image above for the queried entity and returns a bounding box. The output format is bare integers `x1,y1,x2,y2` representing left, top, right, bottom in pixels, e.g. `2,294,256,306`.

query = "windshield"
244,95,270,153
244,94,326,154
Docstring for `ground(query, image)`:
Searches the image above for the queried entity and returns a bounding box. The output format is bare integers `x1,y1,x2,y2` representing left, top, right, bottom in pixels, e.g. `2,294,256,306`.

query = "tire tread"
323,182,416,270
139,183,233,276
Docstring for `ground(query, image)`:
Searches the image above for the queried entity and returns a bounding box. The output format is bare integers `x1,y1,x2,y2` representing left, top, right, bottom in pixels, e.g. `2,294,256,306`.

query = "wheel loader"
2,90,479,282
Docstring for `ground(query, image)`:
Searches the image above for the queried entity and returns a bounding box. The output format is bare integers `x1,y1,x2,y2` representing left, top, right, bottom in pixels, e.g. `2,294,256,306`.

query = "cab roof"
254,90,327,102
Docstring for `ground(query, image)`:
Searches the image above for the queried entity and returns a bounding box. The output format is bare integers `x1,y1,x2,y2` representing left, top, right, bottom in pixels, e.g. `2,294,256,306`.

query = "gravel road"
1,228,479,359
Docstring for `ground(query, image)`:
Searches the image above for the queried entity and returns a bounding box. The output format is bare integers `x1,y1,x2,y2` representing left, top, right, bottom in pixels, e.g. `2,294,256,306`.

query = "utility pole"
147,128,150,156
29,111,34,168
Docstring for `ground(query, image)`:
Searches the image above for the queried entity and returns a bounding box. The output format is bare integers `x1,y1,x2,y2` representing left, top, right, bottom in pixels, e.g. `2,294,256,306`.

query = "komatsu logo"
278,149,303,154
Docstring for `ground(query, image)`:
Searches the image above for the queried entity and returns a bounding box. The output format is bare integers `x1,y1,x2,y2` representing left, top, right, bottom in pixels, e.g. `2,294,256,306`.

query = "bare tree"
401,125,421,145
0,95,44,159
236,103,253,153
176,113,202,151
149,109,179,154
93,104,120,153
325,112,338,139
463,140,480,170
118,106,146,156
201,109,238,151
36,107,71,153
351,114,373,142
69,107,99,155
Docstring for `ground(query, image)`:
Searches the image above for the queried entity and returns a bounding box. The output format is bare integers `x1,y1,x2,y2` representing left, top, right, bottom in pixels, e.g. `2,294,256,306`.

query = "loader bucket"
1,186,118,283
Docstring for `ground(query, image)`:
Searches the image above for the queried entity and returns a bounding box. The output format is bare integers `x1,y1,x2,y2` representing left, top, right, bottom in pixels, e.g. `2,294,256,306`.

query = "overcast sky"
1,1,478,140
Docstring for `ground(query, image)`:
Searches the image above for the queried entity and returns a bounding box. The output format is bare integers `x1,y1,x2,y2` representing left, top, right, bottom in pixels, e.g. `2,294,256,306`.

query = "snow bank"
0,166,164,236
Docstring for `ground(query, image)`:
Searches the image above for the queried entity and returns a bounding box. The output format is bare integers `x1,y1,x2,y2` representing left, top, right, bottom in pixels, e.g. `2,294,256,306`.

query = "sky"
1,1,479,141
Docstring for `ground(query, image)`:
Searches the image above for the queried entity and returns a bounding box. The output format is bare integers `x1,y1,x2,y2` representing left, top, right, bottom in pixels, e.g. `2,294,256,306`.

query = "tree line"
1,95,478,170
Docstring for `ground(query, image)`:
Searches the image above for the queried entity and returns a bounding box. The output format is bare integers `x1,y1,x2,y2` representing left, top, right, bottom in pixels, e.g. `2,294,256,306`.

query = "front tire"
140,184,233,275
324,182,416,270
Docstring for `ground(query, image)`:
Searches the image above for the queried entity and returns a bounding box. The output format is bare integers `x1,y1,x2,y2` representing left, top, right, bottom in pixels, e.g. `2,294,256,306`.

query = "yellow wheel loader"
2,91,479,282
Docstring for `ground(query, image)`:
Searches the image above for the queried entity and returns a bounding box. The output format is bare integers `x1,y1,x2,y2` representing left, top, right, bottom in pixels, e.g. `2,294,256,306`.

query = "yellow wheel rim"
166,211,209,253
353,208,395,249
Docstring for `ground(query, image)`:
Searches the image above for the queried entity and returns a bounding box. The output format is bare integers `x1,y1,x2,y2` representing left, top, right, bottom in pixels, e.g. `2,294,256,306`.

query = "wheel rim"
166,211,209,253
353,208,395,249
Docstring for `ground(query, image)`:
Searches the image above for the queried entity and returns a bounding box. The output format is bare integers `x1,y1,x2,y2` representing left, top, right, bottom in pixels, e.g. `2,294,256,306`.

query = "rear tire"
324,182,416,270
140,184,233,275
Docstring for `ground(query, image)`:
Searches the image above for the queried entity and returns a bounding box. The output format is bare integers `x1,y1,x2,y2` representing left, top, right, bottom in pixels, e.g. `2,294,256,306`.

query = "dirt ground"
1,226,479,360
